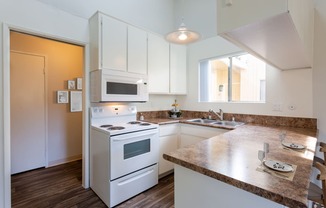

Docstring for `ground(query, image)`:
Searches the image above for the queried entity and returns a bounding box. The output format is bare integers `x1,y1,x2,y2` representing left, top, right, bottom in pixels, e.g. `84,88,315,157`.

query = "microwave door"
90,69,148,102
102,76,147,102
106,82,138,96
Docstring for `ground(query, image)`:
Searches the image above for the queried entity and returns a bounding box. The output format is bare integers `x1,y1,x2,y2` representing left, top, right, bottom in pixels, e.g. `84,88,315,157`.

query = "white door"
10,51,46,174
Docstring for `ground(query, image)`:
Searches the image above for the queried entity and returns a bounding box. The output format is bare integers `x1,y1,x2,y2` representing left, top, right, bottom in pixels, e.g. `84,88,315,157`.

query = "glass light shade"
165,23,201,45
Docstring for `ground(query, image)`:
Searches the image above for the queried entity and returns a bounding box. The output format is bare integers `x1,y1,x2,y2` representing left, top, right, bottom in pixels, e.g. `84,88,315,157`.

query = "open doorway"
9,31,84,204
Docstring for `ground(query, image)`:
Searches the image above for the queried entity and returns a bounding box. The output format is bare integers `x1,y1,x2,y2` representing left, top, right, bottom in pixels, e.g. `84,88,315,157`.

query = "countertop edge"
163,153,308,208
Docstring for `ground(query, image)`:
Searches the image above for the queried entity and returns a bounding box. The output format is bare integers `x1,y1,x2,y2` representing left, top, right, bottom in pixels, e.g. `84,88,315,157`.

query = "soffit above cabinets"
217,0,314,71
220,12,310,70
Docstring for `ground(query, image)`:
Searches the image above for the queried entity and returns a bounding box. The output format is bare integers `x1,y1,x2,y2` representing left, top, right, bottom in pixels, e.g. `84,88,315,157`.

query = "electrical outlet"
272,103,282,111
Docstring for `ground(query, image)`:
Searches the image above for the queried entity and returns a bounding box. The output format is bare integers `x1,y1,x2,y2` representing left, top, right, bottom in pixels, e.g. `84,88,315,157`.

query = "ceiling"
36,0,217,39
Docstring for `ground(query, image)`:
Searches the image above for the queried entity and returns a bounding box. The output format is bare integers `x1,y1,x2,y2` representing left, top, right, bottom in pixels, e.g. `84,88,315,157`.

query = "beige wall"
10,31,83,166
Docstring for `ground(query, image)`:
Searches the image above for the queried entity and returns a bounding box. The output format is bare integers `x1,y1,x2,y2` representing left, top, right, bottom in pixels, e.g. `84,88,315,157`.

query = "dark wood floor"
11,160,174,208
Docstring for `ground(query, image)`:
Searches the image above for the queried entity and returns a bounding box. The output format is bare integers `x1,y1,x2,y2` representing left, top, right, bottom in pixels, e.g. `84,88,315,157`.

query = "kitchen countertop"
163,124,317,208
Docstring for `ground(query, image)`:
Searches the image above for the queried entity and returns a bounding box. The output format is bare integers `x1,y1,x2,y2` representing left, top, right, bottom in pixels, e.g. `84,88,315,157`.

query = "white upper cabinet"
217,0,313,70
147,33,170,94
90,11,187,87
128,25,148,75
170,44,187,94
101,14,127,71
90,12,147,75
148,33,187,94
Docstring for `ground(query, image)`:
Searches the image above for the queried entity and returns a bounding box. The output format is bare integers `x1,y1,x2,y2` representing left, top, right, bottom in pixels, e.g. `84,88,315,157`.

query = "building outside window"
199,53,266,103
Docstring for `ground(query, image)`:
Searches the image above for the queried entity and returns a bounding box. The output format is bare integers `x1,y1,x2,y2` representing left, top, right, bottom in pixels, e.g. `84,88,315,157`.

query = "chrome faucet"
209,109,223,121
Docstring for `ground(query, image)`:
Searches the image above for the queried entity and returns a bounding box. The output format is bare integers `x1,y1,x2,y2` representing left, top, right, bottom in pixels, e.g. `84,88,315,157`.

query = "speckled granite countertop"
163,124,317,208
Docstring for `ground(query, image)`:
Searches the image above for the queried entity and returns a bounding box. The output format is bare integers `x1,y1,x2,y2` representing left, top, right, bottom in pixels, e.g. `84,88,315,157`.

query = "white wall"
313,0,326,141
179,35,314,118
0,22,5,208
135,95,177,112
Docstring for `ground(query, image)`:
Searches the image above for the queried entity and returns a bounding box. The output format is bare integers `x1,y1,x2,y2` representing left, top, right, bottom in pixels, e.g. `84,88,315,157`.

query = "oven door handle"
117,168,155,186
111,129,158,142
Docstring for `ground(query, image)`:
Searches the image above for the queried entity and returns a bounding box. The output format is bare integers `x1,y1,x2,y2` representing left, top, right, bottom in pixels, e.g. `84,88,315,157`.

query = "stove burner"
140,123,151,126
107,126,125,130
128,121,141,124
100,124,113,128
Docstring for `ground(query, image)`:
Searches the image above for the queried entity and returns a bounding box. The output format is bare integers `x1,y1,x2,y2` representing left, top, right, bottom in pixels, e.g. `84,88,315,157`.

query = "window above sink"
199,53,266,103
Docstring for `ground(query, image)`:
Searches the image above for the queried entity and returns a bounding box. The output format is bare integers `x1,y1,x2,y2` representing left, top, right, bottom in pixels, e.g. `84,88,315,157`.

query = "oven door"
110,128,159,180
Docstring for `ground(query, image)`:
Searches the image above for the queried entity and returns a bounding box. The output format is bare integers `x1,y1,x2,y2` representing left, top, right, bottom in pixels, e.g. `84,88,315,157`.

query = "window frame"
198,52,266,104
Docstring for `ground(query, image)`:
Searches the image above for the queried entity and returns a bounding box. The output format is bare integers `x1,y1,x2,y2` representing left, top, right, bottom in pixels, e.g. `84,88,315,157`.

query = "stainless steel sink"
187,119,217,124
186,119,245,128
212,120,245,127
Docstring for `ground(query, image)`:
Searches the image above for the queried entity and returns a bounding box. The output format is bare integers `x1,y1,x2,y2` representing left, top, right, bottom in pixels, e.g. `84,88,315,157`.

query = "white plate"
282,142,305,150
264,160,294,172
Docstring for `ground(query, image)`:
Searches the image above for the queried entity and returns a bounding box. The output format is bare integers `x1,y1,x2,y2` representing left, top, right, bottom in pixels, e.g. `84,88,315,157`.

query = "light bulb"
178,32,188,40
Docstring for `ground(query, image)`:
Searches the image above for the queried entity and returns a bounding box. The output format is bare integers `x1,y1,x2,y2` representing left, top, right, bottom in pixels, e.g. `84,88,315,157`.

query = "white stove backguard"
90,105,137,126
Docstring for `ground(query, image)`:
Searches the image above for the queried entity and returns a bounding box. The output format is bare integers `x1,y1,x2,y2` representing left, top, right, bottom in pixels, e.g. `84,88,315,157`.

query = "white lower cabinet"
158,123,230,177
179,124,229,148
158,124,179,176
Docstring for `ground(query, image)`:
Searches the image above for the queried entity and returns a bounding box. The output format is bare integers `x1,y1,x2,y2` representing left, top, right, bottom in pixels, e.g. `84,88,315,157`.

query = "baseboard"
47,154,82,167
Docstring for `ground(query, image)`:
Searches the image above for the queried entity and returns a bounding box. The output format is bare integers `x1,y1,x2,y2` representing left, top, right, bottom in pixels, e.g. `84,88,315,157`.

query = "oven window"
124,139,150,159
107,82,137,95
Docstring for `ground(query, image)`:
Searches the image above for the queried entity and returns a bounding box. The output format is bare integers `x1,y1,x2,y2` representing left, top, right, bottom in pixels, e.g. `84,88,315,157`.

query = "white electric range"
90,105,159,207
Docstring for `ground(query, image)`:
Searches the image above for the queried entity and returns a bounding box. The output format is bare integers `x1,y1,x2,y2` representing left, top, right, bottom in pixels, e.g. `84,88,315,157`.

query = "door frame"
2,23,90,208
10,50,49,170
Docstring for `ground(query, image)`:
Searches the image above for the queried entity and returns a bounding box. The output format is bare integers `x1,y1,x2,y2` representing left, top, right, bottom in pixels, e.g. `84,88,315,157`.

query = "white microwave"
90,69,149,102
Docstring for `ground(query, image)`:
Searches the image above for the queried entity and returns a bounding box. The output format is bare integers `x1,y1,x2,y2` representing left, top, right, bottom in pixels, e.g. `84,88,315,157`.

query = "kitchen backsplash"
138,110,317,130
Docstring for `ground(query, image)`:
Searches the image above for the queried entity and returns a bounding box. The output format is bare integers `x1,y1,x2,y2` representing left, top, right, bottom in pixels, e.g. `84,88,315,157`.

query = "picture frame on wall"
68,80,75,90
57,91,69,104
76,78,82,90
70,91,82,112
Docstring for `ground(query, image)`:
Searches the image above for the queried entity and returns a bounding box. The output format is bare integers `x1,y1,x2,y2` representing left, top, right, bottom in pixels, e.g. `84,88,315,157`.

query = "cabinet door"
159,134,178,175
180,124,229,148
170,44,187,94
179,134,205,148
148,33,170,93
101,15,127,71
128,25,147,75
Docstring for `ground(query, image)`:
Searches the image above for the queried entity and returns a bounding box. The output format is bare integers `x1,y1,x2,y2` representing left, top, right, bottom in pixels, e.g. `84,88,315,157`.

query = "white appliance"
90,69,149,102
90,105,159,207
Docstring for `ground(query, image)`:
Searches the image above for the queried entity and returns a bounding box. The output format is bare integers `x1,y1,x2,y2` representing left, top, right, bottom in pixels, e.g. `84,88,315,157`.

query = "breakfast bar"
163,125,317,208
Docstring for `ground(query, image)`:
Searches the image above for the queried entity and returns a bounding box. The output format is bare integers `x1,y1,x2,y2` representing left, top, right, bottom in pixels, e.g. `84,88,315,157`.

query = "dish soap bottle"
140,113,144,121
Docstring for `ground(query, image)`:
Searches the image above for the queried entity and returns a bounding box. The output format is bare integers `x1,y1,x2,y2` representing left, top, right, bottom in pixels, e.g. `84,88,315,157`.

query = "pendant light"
165,17,201,45
165,0,201,44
